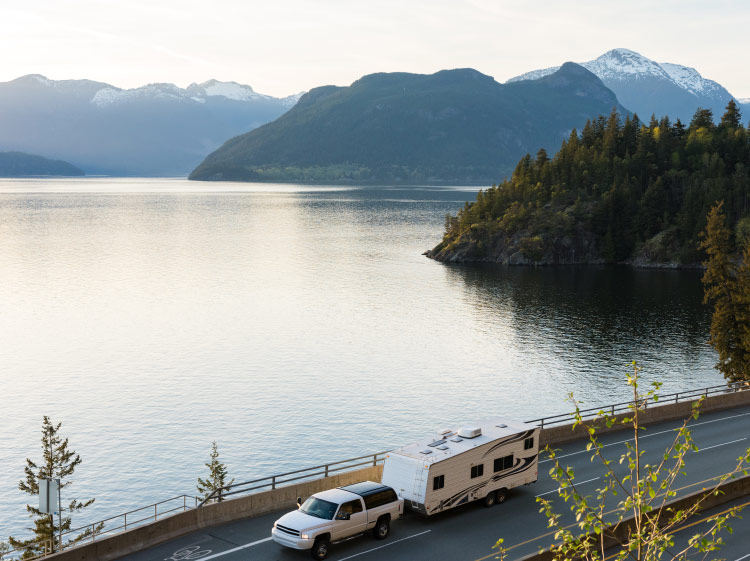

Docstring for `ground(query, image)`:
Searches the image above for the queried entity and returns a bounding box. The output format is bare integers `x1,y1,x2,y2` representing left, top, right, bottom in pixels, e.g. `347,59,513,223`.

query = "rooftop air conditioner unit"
457,426,482,439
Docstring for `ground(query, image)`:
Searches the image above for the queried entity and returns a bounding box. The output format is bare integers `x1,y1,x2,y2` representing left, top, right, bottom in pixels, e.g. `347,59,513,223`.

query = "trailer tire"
482,490,497,507
310,537,330,560
373,516,390,540
496,488,508,504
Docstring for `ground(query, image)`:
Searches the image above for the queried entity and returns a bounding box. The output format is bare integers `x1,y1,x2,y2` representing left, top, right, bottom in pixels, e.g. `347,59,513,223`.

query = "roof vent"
419,449,433,455
437,445,449,451
496,424,507,429
458,426,482,439
450,437,463,443
437,428,454,437
427,439,447,447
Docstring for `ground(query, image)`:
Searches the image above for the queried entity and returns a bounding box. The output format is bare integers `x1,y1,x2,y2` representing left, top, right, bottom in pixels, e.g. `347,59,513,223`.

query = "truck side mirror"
296,497,302,508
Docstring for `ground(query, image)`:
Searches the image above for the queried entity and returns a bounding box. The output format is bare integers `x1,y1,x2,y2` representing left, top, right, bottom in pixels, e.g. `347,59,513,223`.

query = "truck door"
332,499,367,540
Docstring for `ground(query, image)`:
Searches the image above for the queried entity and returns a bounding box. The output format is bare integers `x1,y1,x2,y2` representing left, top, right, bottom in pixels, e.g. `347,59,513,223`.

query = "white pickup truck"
271,481,404,560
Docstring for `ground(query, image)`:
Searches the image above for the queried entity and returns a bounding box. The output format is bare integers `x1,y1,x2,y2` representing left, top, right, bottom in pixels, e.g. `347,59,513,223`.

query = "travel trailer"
380,418,539,515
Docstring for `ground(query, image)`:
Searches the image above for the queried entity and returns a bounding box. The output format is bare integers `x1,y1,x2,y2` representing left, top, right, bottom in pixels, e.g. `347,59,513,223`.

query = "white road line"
197,537,272,560
697,437,747,452
539,411,750,464
732,554,750,561
337,530,432,560
535,477,600,497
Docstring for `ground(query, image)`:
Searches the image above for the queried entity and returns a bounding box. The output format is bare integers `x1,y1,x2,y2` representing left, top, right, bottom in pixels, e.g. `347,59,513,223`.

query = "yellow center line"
472,473,740,561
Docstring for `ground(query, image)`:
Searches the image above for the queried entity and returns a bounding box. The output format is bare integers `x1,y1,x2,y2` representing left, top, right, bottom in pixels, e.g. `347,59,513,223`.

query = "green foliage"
436,102,750,265
7,417,100,558
700,202,750,382
494,365,750,560
197,442,234,503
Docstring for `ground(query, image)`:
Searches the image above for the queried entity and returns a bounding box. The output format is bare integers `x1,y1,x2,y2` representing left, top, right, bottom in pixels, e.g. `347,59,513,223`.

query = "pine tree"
8,417,100,557
197,442,234,503
700,202,750,382
720,99,742,129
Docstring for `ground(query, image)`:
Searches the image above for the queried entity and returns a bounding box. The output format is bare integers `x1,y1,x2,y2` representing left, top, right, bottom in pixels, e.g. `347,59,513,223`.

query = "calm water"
0,178,721,539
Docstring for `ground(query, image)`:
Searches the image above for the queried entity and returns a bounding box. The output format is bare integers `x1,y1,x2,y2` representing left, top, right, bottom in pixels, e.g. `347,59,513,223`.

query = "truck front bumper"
272,527,314,550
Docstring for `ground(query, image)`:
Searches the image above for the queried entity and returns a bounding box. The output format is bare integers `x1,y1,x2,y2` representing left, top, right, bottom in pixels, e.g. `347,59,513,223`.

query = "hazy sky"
2,0,749,97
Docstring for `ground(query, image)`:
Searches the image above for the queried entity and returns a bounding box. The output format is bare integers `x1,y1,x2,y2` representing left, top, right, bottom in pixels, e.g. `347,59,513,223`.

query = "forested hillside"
0,151,84,177
428,102,750,266
190,64,628,184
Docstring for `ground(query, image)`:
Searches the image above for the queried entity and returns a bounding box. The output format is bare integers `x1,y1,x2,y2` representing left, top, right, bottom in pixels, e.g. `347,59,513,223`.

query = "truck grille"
276,524,300,537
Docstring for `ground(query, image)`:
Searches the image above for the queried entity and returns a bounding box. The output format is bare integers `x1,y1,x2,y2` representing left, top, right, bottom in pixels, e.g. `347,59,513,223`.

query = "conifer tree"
8,417,100,557
197,442,234,503
700,202,750,382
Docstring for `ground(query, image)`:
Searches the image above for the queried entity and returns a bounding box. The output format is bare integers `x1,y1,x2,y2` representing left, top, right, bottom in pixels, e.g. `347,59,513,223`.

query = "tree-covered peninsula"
428,102,750,266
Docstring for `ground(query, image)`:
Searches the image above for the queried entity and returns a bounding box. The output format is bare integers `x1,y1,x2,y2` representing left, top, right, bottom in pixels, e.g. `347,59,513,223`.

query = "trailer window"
470,464,484,479
524,437,534,450
494,454,514,472
433,475,445,490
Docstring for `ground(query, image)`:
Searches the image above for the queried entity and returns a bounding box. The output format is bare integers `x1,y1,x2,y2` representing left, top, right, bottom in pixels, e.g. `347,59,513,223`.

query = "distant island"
0,151,84,177
427,102,750,267
189,63,628,184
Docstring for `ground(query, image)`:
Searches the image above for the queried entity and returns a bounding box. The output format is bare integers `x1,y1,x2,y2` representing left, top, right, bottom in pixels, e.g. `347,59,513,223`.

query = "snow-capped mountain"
508,49,744,123
0,75,303,175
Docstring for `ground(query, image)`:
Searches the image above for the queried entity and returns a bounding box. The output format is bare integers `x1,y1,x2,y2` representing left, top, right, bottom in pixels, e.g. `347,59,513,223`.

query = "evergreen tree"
720,99,742,129
700,202,750,382
197,442,234,503
8,417,100,557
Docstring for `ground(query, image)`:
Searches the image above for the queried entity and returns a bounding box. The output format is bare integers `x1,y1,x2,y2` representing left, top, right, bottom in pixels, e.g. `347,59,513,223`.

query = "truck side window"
337,499,362,518
470,464,484,479
365,490,396,509
524,437,534,450
433,475,445,490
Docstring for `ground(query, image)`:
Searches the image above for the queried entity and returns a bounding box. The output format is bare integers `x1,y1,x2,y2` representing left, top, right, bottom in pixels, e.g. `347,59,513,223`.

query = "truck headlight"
300,533,310,540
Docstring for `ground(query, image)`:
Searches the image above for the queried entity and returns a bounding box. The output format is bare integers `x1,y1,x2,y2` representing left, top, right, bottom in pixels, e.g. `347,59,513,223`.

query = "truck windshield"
299,497,337,520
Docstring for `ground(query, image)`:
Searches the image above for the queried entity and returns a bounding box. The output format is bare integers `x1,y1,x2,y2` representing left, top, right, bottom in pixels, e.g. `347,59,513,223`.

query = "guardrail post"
675,392,679,404
124,512,127,530
154,504,157,521
324,464,329,477
540,418,544,430
218,488,222,502
183,495,186,511
92,523,95,542
373,454,377,466
272,476,276,490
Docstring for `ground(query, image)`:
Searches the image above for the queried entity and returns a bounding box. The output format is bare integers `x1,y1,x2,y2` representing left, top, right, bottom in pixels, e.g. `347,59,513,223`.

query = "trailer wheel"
310,537,330,560
373,516,390,540
496,488,508,504
482,490,497,507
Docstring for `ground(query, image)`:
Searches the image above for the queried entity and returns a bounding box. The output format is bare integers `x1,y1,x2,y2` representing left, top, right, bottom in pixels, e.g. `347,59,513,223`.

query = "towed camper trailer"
380,418,539,515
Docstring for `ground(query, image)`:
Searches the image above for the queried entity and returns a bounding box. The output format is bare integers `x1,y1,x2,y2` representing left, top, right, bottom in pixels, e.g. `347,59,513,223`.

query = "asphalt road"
123,405,750,561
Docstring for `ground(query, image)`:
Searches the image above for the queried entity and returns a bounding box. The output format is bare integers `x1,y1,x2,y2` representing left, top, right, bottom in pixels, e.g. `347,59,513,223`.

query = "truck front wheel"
373,516,390,540
310,537,330,560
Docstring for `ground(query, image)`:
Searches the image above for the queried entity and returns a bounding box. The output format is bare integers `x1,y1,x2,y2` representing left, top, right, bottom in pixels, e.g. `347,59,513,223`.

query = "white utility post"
38,478,62,552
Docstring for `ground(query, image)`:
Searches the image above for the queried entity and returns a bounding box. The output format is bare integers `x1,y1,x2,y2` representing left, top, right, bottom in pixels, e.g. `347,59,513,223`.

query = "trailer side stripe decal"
481,430,535,458
428,454,537,514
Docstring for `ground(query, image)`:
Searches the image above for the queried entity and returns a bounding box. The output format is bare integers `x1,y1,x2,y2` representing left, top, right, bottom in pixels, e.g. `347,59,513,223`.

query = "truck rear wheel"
373,516,390,540
310,537,330,560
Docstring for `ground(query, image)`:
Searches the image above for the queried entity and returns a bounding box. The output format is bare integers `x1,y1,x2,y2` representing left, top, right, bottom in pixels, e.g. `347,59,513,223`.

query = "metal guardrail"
3,381,748,560
526,381,748,429
199,451,389,506
0,495,198,561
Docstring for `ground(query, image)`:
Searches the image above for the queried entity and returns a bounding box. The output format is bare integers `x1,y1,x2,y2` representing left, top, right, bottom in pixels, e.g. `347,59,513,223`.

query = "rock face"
426,225,603,266
0,75,302,176
508,48,745,123
190,64,629,184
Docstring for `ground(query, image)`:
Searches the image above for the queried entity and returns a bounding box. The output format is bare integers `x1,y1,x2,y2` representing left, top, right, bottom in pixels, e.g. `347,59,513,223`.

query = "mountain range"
190,63,628,184
508,48,748,124
0,75,302,176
